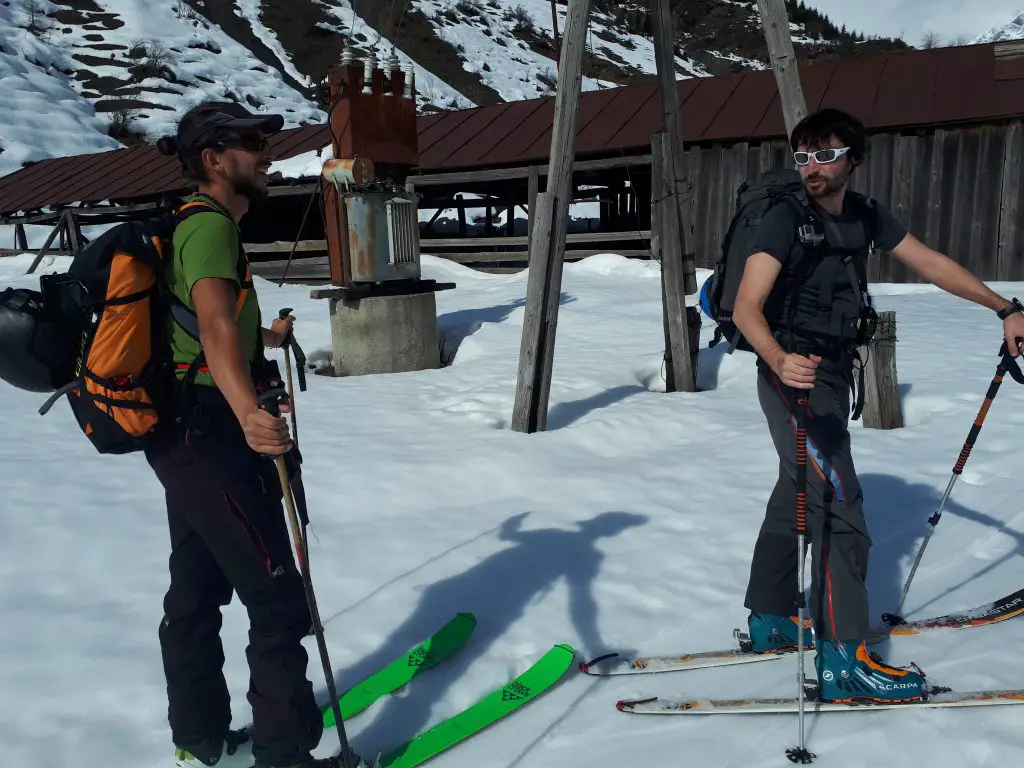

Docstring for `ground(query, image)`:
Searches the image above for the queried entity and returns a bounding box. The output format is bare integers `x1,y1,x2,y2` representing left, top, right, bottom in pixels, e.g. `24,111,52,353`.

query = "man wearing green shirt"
148,101,333,768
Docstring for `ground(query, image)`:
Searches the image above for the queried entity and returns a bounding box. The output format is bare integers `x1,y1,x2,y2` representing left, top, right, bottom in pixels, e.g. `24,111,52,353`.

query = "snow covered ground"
2,251,1024,767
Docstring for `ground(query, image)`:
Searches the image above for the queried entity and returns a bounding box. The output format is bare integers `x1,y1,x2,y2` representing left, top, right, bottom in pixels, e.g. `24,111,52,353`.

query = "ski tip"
616,697,656,712
580,652,619,674
456,611,478,626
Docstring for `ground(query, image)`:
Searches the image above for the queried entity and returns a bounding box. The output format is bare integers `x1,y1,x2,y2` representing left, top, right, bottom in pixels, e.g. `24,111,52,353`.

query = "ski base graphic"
361,643,576,767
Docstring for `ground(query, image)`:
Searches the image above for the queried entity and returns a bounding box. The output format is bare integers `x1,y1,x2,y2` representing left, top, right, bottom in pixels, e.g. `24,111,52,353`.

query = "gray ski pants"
743,359,873,642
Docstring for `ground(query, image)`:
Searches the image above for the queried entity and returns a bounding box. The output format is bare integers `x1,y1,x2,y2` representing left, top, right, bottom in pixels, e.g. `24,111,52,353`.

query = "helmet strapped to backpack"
0,198,240,455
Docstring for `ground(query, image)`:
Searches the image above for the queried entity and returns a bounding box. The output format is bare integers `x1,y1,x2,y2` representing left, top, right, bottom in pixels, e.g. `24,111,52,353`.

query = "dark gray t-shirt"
749,193,908,269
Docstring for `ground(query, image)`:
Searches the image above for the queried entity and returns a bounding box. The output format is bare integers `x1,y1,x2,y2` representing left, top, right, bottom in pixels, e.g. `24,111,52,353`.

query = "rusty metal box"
342,192,421,283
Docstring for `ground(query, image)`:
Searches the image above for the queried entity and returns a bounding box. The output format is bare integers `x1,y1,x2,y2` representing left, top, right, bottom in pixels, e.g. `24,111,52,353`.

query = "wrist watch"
997,297,1024,320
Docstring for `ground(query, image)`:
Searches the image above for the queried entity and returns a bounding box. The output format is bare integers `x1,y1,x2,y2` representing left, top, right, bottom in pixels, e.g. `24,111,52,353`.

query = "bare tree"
920,30,941,49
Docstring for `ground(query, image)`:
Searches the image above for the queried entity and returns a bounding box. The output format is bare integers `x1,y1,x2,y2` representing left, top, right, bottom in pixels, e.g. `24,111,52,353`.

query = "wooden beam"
64,210,82,253
425,248,653,263
997,120,1023,280
14,223,27,250
0,200,168,226
512,0,593,434
756,0,808,138
244,239,329,253
0,248,66,258
420,230,651,249
651,0,697,392
409,153,652,187
25,218,65,274
528,165,540,241
267,183,320,197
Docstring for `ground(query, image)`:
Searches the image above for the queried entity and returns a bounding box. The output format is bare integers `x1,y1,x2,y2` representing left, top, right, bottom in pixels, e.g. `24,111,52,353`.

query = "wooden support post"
25,218,65,274
860,311,903,430
550,0,561,58
651,0,697,297
650,0,697,392
997,120,1023,281
527,165,540,241
652,133,696,393
755,0,808,138
64,210,81,253
511,0,593,434
14,223,27,250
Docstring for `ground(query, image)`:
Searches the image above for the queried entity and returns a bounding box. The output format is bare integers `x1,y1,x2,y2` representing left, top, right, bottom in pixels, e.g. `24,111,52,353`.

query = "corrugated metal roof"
3,42,1024,217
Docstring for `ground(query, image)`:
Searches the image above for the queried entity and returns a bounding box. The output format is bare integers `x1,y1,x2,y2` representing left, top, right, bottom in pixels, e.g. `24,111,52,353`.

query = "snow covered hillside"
972,9,1024,44
3,251,1024,768
0,1,122,178
0,0,912,175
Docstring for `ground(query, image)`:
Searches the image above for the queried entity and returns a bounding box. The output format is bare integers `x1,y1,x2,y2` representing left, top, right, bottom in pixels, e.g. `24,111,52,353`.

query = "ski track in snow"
2,249,1024,767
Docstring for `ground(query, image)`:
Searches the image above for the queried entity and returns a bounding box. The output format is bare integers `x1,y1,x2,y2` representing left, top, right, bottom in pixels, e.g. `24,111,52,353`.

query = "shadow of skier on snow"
328,510,647,760
857,472,1019,638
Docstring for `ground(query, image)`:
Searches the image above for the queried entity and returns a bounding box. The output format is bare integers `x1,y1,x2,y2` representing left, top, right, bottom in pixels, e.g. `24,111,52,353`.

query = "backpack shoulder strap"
165,199,250,343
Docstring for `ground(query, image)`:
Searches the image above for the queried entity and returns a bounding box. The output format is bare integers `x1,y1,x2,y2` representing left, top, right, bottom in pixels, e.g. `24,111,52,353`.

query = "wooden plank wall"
684,120,1024,283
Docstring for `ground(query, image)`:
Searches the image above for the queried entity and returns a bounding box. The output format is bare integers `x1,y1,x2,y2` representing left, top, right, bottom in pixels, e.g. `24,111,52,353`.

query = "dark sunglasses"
206,133,269,153
793,146,850,166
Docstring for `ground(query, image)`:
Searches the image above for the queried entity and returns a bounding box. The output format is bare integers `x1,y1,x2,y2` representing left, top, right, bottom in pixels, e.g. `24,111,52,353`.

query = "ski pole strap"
277,306,308,392
287,336,308,391
999,340,1024,385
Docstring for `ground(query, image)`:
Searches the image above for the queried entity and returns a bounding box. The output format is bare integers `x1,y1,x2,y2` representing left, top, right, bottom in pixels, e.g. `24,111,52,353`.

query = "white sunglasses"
793,147,851,166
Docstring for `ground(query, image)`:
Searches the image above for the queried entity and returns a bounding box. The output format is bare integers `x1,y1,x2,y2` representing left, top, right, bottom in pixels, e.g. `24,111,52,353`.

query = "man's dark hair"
176,102,229,184
789,108,867,166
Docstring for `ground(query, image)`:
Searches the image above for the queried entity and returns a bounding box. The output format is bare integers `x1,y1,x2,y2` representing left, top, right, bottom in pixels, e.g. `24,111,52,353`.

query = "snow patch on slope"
0,1,122,178
233,0,314,88
971,10,1024,43
48,0,325,141
321,1,476,112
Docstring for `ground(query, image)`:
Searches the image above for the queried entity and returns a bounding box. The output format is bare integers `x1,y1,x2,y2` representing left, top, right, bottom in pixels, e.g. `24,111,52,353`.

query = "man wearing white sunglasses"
731,107,1024,705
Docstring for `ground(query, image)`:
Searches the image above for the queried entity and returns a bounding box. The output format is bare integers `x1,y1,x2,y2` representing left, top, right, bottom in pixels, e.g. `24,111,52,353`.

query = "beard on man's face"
230,169,269,201
803,166,849,198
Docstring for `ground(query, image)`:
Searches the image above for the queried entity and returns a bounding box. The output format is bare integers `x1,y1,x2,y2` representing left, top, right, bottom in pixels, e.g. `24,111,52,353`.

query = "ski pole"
882,339,1024,627
786,391,815,766
257,389,357,768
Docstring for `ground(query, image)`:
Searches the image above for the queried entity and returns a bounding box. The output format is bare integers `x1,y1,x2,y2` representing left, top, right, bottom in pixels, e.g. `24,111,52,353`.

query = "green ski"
323,612,478,728
363,642,576,768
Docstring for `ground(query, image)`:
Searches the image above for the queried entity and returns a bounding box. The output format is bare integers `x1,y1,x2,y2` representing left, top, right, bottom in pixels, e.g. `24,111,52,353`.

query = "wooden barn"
3,40,1024,283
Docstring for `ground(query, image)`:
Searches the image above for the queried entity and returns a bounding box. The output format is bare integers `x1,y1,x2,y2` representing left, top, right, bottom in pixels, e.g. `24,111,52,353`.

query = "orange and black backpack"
0,198,249,455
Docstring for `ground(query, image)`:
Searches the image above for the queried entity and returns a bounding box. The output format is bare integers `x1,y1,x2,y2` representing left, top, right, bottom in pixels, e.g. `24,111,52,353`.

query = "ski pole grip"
257,388,289,418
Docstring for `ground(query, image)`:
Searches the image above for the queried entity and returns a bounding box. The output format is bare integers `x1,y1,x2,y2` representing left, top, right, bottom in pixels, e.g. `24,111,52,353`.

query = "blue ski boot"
743,612,815,654
814,639,927,703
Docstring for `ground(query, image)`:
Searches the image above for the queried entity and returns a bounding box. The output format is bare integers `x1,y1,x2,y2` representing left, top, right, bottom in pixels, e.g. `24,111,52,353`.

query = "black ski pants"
145,386,322,764
743,358,873,642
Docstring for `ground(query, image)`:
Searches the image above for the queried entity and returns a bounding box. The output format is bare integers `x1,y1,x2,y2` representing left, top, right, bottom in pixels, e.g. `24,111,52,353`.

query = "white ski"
616,687,1024,715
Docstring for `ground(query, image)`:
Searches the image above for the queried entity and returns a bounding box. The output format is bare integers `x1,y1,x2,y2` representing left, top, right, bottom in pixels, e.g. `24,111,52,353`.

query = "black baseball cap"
158,101,284,157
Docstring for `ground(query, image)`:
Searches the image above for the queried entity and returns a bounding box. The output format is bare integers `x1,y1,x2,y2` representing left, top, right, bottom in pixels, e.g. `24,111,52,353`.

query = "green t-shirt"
164,195,262,388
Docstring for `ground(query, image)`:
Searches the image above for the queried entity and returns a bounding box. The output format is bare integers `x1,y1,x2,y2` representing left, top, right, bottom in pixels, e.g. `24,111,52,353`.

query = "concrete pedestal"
323,290,440,376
